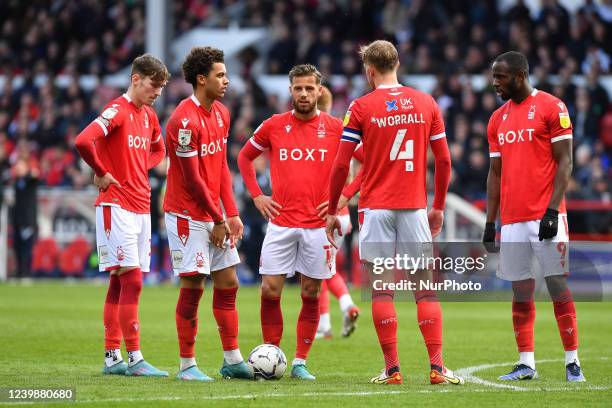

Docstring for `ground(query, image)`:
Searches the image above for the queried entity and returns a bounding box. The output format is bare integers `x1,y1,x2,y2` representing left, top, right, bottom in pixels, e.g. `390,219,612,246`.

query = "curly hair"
182,47,225,88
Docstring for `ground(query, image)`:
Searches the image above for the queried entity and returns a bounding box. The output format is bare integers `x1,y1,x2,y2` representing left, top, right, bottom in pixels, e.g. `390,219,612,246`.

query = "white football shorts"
498,214,570,281
359,208,432,264
165,213,240,276
259,223,336,280
96,205,151,272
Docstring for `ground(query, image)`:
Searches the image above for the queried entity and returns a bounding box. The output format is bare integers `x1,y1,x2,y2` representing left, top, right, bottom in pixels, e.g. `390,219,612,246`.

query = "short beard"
292,99,316,114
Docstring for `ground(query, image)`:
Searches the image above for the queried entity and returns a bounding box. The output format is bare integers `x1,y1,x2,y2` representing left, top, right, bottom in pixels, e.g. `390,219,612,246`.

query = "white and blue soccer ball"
247,344,287,380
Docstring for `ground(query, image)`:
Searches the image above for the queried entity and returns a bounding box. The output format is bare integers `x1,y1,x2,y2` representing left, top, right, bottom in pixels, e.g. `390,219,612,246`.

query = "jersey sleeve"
487,111,501,158
429,97,446,141
250,119,272,151
170,115,199,158
93,102,126,137
341,99,363,144
150,110,163,145
546,99,573,143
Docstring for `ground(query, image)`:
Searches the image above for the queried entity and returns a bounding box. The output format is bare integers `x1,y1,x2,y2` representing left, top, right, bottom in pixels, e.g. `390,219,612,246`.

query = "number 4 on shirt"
389,129,414,172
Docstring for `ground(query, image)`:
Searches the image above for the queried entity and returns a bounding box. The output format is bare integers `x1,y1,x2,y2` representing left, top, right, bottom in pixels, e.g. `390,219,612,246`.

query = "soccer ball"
247,344,287,380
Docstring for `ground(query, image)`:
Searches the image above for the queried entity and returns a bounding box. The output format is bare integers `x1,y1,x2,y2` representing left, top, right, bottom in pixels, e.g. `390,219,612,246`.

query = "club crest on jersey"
559,112,571,129
285,125,291,133
528,105,536,120
181,118,189,128
178,129,192,146
215,111,224,128
317,122,326,138
557,101,566,111
385,100,399,112
502,113,508,121
144,112,149,128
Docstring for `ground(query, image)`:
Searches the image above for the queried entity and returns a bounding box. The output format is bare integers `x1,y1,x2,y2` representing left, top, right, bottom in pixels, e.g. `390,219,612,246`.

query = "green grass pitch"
0,282,610,407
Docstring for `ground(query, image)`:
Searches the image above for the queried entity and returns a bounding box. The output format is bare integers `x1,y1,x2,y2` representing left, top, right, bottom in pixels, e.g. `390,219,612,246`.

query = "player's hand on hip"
226,216,244,245
316,201,329,218
538,208,559,241
482,222,499,253
427,208,444,238
253,195,282,221
94,172,121,192
325,214,342,249
211,221,229,249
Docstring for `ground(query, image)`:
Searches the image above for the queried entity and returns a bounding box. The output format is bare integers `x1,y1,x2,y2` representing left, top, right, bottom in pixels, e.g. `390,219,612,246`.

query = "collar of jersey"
122,93,142,110
511,88,539,107
190,94,213,115
377,84,402,89
290,109,320,122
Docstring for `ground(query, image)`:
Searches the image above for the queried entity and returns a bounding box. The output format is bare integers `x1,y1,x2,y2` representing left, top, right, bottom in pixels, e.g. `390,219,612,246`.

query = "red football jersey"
487,89,572,225
92,94,162,213
342,85,446,210
250,110,343,228
164,95,230,221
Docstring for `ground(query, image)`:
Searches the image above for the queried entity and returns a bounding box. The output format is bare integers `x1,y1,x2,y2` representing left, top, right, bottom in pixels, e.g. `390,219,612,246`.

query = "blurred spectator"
11,157,39,278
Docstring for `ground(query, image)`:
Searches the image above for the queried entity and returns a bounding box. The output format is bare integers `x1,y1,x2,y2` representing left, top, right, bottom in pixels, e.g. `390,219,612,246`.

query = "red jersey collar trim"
122,93,131,102
531,88,538,96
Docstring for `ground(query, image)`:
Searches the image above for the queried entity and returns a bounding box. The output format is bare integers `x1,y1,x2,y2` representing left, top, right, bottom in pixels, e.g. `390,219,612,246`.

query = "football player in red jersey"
326,40,463,385
314,86,361,340
163,47,252,381
484,51,585,382
75,54,170,377
238,65,344,380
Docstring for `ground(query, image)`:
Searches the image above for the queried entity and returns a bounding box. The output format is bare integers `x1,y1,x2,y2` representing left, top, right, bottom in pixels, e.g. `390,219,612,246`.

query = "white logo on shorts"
171,250,184,269
98,246,109,264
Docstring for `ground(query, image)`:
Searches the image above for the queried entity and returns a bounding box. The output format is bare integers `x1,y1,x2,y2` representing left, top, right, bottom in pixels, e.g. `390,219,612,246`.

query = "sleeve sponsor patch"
101,107,118,120
97,116,110,127
178,129,192,146
343,111,352,126
559,112,571,129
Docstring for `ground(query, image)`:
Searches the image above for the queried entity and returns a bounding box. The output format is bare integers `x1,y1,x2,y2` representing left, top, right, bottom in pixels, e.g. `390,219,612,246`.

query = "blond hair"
358,40,399,74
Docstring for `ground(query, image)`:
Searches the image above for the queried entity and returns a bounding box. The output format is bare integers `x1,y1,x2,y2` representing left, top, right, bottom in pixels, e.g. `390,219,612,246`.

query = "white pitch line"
456,358,597,391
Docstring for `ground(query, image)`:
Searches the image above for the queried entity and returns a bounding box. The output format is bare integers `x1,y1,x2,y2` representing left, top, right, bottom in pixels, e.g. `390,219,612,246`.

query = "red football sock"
212,287,240,351
511,280,536,353
319,281,330,314
372,291,399,372
118,268,142,352
261,296,283,346
176,287,203,358
415,290,443,369
327,272,349,298
104,274,122,350
295,295,319,360
552,289,578,351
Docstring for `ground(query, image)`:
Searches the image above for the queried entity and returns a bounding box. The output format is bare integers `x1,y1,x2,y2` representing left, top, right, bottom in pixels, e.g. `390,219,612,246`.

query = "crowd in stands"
0,0,610,276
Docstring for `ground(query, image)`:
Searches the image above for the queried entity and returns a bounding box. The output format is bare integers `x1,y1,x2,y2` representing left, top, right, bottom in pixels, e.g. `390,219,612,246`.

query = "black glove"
538,208,559,241
482,222,499,253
